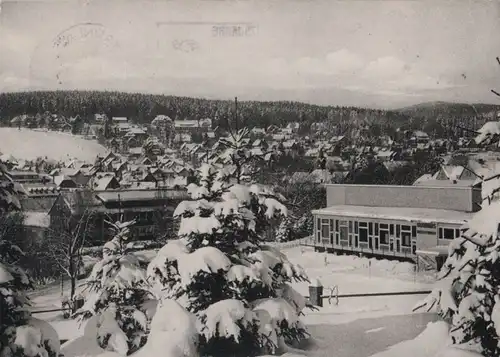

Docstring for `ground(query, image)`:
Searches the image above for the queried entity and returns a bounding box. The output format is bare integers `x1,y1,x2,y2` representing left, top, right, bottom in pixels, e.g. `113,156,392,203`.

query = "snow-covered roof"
24,211,50,228
414,179,478,188
313,205,473,225
413,174,434,185
94,176,119,191
475,121,500,144
96,189,188,203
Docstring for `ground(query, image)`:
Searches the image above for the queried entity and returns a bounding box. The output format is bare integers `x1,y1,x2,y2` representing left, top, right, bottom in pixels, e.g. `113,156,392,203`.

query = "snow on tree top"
223,184,252,203
252,298,300,325
137,299,199,357
0,262,14,283
178,216,222,236
276,284,307,313
173,199,212,218
462,200,500,245
226,265,259,283
202,299,256,342
178,247,231,286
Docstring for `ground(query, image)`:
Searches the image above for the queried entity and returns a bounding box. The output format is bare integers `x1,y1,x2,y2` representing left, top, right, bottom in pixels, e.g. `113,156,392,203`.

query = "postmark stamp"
29,22,120,87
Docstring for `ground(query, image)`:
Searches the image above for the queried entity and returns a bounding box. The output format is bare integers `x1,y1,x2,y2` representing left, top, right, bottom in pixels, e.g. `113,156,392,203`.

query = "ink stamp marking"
30,22,119,86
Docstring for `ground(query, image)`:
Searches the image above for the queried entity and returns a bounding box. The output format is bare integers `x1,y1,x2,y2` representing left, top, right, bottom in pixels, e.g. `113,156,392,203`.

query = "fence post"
309,278,323,307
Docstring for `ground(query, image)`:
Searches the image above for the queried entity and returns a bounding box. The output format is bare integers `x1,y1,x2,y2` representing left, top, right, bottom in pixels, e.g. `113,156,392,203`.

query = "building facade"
311,183,481,270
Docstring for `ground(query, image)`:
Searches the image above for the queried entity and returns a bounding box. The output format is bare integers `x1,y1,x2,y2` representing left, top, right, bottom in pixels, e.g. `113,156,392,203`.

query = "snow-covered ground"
0,127,107,161
30,246,435,338
28,244,479,357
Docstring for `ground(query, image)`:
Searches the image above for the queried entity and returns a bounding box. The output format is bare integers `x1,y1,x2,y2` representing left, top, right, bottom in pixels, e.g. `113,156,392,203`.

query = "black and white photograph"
1,1,500,357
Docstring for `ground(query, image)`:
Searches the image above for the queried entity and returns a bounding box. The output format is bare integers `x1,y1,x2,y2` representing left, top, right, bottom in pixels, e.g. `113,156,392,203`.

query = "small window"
349,221,353,233
412,226,417,238
375,223,379,236
335,220,339,232
369,223,373,235
355,221,359,234
401,225,411,232
380,223,388,230
359,222,367,228
330,220,334,232
396,225,401,238
455,229,460,238
439,228,455,240
390,224,394,235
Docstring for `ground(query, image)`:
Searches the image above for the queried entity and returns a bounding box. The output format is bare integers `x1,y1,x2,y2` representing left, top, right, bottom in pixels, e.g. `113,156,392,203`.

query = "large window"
439,227,460,240
379,223,389,245
402,232,411,247
321,219,330,240
339,220,348,242
359,222,368,243
401,225,412,247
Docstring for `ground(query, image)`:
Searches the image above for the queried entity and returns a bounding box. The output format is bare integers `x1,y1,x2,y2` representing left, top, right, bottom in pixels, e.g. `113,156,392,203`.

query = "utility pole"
234,97,238,132
118,193,122,222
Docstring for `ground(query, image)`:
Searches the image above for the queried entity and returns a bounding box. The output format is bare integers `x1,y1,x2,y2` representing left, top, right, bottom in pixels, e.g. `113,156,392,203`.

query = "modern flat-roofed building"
311,183,481,270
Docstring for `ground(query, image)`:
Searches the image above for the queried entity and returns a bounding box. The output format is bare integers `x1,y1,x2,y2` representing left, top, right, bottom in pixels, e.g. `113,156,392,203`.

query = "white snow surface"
202,299,256,342
369,321,481,357
136,299,199,357
0,128,107,161
36,245,439,357
0,262,14,283
177,247,231,285
462,200,500,244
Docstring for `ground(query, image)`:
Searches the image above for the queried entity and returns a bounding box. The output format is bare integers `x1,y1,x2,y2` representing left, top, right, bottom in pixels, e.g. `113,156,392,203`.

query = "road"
303,313,439,357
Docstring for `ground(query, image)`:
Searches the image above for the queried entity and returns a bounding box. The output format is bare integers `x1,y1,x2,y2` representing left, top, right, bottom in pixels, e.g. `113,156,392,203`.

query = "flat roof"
312,205,473,225
324,183,477,191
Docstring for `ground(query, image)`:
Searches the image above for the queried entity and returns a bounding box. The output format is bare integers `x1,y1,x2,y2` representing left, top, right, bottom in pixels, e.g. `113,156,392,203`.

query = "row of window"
316,217,462,246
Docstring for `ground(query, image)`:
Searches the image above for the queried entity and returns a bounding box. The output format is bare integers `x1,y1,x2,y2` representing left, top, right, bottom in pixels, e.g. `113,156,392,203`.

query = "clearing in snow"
0,128,107,162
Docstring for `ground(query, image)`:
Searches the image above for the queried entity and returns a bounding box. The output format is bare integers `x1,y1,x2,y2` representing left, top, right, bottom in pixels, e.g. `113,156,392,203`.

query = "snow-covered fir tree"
76,219,153,356
147,163,309,357
209,128,276,184
415,172,500,356
275,217,294,243
0,160,62,357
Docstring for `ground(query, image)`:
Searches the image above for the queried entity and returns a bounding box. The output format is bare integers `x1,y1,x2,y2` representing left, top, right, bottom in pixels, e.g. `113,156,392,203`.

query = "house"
53,175,77,188
112,117,130,133
251,127,266,136
124,127,149,145
93,176,121,191
9,170,44,184
174,119,212,133
94,114,107,123
409,130,430,148
48,188,190,244
310,183,480,271
21,194,56,242
50,168,90,187
286,122,301,133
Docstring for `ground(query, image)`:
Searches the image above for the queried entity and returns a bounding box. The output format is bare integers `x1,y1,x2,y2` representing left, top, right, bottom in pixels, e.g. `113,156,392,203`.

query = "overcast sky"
1,0,500,108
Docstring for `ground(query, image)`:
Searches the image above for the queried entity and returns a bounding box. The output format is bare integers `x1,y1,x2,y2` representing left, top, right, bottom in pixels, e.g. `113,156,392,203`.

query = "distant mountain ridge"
396,101,500,119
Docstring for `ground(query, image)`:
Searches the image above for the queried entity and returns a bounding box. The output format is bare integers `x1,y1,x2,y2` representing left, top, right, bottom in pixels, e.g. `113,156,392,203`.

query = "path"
304,313,439,357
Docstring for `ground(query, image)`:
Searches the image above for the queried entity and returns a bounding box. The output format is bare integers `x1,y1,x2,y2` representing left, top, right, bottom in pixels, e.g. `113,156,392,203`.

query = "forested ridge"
0,90,412,129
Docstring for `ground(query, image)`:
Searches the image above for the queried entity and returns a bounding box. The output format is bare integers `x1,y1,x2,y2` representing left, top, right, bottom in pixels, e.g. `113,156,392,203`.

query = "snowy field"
0,127,107,161
27,245,468,357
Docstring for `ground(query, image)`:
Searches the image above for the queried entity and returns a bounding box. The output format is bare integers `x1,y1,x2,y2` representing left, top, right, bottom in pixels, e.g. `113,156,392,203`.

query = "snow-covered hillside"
0,128,107,161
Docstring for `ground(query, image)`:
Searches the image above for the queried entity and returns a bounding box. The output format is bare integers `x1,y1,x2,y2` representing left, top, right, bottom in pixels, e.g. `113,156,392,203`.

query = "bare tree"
46,208,96,300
